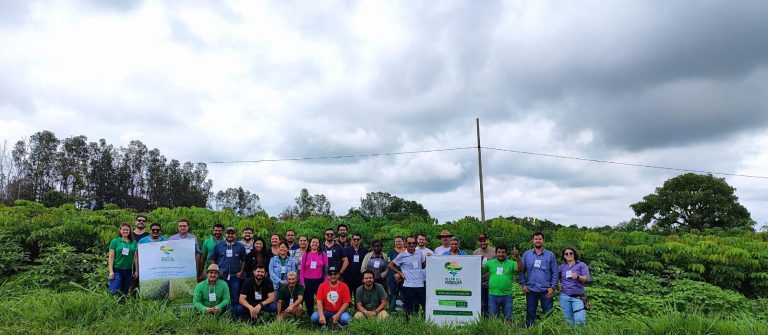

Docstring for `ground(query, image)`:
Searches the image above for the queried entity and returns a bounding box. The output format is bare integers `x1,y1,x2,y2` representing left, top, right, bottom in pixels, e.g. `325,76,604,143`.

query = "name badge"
373,260,381,268
281,266,287,274
566,270,573,278
482,258,488,265
353,255,360,263
121,247,129,256
208,292,216,302
226,249,233,258
289,298,294,305
496,267,504,275
326,250,333,258
412,260,420,269
254,292,262,300
310,261,317,269
534,259,542,268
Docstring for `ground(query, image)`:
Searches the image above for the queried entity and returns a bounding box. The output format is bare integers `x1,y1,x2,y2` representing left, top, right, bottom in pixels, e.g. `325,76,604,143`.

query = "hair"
213,223,224,230
243,227,254,233
149,222,162,230
309,237,322,253
406,236,416,242
394,236,404,241
278,241,289,249
298,235,308,242
254,264,267,271
561,246,581,262
450,237,460,243
352,233,362,239
362,270,374,278
477,232,488,239
325,228,334,234
495,244,507,253
371,239,383,248
118,223,133,241
417,233,427,239
178,219,189,225
251,237,269,266
287,271,298,279
286,229,295,235
136,215,148,221
336,223,348,231
532,231,544,239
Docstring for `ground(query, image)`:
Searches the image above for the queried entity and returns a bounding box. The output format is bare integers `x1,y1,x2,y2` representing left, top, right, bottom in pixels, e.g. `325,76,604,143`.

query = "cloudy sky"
2,0,767,227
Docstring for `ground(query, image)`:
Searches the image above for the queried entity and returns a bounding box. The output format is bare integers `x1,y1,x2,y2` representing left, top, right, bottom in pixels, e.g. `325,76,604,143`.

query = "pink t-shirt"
300,251,328,284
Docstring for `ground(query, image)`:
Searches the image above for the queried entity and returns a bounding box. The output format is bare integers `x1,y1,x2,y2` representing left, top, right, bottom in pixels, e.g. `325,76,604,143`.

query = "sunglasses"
352,238,361,241
477,238,487,242
564,252,574,255
150,229,161,232
328,272,339,276
438,235,451,238
325,233,334,236
407,242,417,245
136,219,146,222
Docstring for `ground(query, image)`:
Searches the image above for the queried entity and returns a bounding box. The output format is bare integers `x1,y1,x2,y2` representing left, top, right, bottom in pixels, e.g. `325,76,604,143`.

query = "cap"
225,227,236,233
206,264,220,273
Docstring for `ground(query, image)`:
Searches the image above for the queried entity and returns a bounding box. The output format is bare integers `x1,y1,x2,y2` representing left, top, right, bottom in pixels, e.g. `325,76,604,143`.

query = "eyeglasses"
352,238,361,241
325,233,334,236
150,229,161,232
477,238,487,242
136,219,146,222
328,272,339,276
438,235,451,239
407,242,417,245
564,252,574,256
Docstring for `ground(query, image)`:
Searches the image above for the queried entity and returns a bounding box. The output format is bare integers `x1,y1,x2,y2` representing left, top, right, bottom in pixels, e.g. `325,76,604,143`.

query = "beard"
256,275,265,281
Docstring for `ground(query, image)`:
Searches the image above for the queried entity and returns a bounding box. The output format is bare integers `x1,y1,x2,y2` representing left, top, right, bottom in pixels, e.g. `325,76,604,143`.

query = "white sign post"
426,255,481,325
138,239,197,300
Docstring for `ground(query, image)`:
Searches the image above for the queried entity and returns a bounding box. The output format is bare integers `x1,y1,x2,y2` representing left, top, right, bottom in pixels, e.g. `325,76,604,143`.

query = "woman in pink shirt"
301,237,328,316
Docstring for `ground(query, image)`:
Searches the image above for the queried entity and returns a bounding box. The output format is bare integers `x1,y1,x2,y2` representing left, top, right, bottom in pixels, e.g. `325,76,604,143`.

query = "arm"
340,256,349,275
239,293,252,311
360,252,371,272
269,258,281,284
107,249,115,279
300,254,307,285
335,302,350,320
192,284,207,313
133,249,139,278
263,291,276,306
217,282,230,312
550,253,559,289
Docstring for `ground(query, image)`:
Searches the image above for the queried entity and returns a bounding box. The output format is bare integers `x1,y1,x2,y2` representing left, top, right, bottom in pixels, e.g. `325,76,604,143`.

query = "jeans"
222,276,241,311
559,293,587,326
235,302,276,319
304,277,324,317
311,309,352,326
401,286,426,317
525,290,553,327
489,295,513,320
108,268,133,295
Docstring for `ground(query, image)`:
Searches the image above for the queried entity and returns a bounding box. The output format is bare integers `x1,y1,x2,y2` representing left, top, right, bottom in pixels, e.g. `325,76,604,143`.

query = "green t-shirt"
482,258,518,296
355,283,387,311
192,279,230,314
277,283,305,310
108,237,137,270
200,236,222,268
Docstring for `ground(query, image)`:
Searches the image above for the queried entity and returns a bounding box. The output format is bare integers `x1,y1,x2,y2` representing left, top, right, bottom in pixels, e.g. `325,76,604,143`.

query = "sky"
1,0,767,227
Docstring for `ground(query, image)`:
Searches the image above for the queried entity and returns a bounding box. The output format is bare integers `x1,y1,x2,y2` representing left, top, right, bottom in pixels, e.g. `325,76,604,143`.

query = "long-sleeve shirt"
559,261,590,296
209,241,246,279
192,279,230,314
519,248,558,292
300,251,328,285
269,255,297,290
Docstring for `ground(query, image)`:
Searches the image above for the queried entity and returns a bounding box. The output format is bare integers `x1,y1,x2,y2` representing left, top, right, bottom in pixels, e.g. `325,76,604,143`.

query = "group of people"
107,215,591,327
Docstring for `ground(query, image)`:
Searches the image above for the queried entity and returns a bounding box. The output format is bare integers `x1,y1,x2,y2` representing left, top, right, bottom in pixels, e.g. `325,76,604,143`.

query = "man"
433,230,453,255
237,265,276,320
343,233,367,295
473,232,495,316
519,232,558,327
311,266,353,326
240,227,254,255
169,219,201,277
416,233,434,257
276,271,304,320
481,245,521,323
201,224,224,272
442,237,467,255
209,227,246,311
138,223,167,243
335,224,350,247
285,230,299,251
389,236,426,318
131,215,149,241
321,228,348,279
387,236,406,307
193,264,230,315
354,271,388,320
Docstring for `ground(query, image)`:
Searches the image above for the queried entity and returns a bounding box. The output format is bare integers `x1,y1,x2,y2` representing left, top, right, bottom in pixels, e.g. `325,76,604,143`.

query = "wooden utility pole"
476,118,486,224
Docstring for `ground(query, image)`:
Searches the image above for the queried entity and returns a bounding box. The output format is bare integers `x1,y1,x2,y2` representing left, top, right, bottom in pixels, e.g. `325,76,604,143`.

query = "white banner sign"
426,255,481,325
138,239,197,300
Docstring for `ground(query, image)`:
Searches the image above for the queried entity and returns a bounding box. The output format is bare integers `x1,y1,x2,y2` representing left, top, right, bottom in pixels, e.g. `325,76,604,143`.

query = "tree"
211,187,262,216
630,173,753,231
351,191,430,221
281,188,334,220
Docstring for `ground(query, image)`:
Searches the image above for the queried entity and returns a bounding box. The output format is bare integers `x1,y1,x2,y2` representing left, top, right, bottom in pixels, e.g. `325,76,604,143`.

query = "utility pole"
476,118,486,224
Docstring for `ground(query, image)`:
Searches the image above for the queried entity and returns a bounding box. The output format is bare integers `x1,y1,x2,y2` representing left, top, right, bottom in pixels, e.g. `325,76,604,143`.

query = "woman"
558,246,591,326
269,233,281,259
107,223,138,296
291,235,308,278
244,237,270,278
361,239,390,289
300,237,328,316
269,241,297,290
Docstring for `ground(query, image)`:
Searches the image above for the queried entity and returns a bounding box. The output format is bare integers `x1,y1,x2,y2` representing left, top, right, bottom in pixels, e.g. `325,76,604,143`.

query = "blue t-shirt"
138,235,168,244
519,248,558,292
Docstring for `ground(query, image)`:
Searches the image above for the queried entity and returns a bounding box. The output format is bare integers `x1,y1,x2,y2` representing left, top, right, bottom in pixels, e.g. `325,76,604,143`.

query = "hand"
367,311,376,317
237,271,243,279
133,271,139,279
523,285,529,294
427,252,433,256
285,306,293,313
571,272,579,280
108,271,115,280
394,273,403,282
319,315,327,325
546,288,554,299
212,306,219,313
332,313,341,324
205,307,214,314
250,305,261,318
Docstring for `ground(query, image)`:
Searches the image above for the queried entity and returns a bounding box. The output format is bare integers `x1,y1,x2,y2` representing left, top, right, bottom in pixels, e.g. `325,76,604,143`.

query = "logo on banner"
160,244,175,262
443,261,463,285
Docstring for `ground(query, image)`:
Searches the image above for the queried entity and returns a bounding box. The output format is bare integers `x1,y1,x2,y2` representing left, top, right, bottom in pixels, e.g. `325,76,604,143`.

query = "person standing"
201,224,224,273
192,264,230,315
416,233,434,257
321,228,348,280
473,232,495,316
237,265,277,320
311,266,353,327
354,271,389,320
244,237,270,279
209,227,246,311
291,235,308,279
442,237,467,255
519,232,558,327
269,233,281,259
285,230,300,251
107,223,138,296
131,215,149,242
240,227,255,255
558,247,590,326
343,233,367,296
138,223,167,243
276,271,305,320
269,241,297,290
335,224,350,247
433,230,453,255
389,236,426,318
387,236,406,307
301,237,328,317
360,240,390,288
169,219,201,278
481,245,521,323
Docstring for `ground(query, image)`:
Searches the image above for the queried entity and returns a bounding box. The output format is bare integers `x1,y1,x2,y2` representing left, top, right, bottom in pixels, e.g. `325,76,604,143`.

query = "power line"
206,146,476,164
482,146,768,180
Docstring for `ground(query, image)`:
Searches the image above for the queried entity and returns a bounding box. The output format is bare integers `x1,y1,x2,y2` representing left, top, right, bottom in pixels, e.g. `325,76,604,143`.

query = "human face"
207,270,219,282
213,227,223,239
135,217,146,230
373,243,382,253
363,273,374,287
150,226,161,237
254,268,266,280
440,235,451,247
178,222,189,234
352,235,361,247
395,238,404,249
338,226,347,237
496,248,507,261
478,236,488,249
287,274,297,287
225,231,236,242
325,230,334,242
299,236,308,249
255,240,264,250
279,244,288,257
242,230,253,241
450,240,460,252
271,234,280,246
119,226,130,238
532,235,545,249
327,271,339,284
285,231,295,243
564,249,575,261
406,237,417,253
417,235,427,247
310,238,320,251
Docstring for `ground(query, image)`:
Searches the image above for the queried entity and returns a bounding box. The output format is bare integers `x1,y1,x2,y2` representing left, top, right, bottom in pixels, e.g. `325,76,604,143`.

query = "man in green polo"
193,264,230,315
481,244,521,323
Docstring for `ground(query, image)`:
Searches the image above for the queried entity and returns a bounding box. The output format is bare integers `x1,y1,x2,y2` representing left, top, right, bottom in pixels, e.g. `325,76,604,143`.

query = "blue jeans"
402,286,426,317
489,295,513,320
235,302,276,319
108,268,133,295
559,293,587,326
222,276,241,311
311,310,352,326
525,290,553,327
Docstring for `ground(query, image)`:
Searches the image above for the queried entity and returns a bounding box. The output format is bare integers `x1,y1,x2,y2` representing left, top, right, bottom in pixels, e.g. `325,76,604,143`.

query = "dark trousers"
304,277,324,317
525,290,553,327
402,286,426,317
481,285,489,316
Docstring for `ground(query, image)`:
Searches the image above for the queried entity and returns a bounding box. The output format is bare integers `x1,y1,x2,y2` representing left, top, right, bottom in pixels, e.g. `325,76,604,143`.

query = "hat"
437,229,453,238
328,266,339,274
225,227,236,233
206,264,220,273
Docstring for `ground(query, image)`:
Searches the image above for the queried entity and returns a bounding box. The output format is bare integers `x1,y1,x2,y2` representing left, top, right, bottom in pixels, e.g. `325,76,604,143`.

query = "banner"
138,239,197,300
426,255,481,325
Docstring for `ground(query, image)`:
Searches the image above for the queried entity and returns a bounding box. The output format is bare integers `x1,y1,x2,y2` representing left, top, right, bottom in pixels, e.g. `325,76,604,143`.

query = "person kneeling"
193,264,230,315
277,271,305,320
236,265,277,320
311,267,352,326
354,271,389,320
